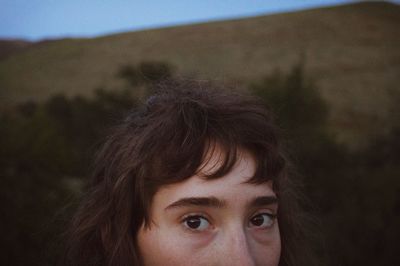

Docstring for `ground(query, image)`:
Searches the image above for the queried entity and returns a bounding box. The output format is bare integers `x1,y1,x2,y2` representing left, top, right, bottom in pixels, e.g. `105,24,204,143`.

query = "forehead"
151,150,275,209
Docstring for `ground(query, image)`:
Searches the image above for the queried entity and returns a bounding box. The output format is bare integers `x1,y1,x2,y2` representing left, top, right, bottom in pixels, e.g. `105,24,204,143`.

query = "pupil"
252,215,264,226
187,217,201,229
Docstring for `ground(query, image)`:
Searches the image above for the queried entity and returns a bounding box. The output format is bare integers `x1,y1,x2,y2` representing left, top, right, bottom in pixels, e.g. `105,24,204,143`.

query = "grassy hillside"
0,40,33,60
0,1,399,146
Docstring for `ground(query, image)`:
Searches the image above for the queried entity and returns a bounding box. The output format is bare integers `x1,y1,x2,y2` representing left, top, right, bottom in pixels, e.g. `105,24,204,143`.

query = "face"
137,150,281,266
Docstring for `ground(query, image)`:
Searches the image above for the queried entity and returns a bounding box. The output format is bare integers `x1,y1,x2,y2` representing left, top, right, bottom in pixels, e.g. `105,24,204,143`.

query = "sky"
1,0,399,41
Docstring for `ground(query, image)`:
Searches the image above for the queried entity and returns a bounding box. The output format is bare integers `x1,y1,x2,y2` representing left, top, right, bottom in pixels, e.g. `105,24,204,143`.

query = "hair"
62,80,318,266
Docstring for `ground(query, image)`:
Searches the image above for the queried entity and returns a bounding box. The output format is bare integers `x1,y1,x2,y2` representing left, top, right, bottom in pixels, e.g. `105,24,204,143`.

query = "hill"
0,1,399,146
0,40,34,60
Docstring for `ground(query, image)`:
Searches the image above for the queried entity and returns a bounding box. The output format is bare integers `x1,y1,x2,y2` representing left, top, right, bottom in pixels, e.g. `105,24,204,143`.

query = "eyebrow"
165,196,226,210
165,195,277,211
250,196,278,207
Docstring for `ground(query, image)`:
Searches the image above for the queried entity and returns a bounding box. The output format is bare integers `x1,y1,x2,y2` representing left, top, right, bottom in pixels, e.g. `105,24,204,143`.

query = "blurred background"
1,0,399,265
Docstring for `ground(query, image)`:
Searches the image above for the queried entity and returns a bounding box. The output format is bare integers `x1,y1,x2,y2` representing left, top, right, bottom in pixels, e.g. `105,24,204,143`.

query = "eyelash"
180,211,277,232
248,212,277,229
181,213,212,232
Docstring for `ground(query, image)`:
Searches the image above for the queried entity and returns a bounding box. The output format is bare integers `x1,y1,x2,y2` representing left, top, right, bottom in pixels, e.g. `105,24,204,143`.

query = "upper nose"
222,226,256,266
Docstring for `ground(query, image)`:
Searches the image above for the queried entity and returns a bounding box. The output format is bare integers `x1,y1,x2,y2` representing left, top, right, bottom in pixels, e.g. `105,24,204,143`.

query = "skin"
137,150,281,266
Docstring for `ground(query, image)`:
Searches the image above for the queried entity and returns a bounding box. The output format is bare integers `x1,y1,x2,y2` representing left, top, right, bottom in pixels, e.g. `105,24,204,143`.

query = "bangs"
139,89,286,191
195,138,281,186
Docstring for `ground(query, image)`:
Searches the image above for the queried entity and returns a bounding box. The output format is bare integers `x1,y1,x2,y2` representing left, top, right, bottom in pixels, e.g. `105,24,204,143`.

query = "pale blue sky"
1,0,399,41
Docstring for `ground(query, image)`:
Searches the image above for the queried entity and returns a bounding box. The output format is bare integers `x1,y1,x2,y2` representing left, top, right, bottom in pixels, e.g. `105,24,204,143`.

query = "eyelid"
254,209,277,216
180,211,212,221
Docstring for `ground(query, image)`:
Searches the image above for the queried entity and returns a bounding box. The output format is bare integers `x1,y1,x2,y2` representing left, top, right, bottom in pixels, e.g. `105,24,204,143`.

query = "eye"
182,215,210,231
249,213,276,228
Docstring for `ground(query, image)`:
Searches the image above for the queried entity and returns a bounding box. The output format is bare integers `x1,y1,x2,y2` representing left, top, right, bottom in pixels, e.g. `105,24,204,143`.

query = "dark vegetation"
0,61,399,266
251,63,400,266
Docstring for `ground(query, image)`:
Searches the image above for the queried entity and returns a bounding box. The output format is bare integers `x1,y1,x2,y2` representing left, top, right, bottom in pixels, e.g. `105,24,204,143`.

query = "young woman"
63,81,317,266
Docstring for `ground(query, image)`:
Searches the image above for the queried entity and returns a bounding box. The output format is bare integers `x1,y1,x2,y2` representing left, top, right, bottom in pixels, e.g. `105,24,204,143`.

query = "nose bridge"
223,223,255,266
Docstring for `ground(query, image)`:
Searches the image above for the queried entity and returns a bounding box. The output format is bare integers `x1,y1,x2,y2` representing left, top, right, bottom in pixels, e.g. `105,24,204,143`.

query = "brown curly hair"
62,81,318,266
